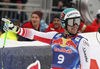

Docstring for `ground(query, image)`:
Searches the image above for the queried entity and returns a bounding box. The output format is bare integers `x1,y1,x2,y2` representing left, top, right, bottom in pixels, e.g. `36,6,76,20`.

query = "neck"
34,25,39,31
63,30,77,38
57,26,62,30
64,30,69,35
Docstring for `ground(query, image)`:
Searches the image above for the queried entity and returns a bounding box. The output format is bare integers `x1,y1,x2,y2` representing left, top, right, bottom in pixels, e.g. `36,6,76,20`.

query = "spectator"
18,11,48,41
79,20,98,33
45,13,64,33
52,0,67,12
0,19,21,41
46,15,98,33
11,1,28,23
45,14,98,33
91,9,100,27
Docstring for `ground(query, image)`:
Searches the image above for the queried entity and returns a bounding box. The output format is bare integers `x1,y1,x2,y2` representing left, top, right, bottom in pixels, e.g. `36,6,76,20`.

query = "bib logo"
52,37,77,48
27,60,41,69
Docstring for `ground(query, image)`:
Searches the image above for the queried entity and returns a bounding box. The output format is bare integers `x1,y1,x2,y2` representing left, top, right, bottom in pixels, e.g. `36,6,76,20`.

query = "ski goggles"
67,17,81,27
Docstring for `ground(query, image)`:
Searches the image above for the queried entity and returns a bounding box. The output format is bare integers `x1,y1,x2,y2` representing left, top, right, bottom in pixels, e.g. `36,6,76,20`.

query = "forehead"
53,18,60,20
31,14,39,17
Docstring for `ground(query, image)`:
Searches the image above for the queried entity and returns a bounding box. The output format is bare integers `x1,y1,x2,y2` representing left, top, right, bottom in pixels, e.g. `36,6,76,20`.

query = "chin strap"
63,28,77,38
62,33,76,38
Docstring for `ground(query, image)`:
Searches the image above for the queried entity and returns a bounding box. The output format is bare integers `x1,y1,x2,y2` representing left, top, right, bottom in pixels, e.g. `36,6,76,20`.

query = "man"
2,8,90,69
45,13,64,33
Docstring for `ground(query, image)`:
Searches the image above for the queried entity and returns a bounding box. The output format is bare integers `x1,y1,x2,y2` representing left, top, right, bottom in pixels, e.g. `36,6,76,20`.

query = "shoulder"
21,21,31,27
77,35,88,40
74,35,88,42
48,23,54,27
53,33,63,38
45,23,54,31
92,19,98,25
77,35,89,45
48,23,55,29
93,19,98,22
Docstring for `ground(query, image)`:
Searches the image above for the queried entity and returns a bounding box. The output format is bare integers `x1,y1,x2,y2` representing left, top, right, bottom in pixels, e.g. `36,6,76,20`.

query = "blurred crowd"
0,0,28,34
0,0,100,41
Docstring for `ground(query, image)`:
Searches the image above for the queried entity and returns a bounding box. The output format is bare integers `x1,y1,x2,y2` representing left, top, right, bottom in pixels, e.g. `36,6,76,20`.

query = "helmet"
97,9,100,19
60,8,81,29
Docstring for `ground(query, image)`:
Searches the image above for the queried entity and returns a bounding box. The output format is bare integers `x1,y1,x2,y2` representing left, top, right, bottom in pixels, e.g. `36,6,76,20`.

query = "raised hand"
2,18,19,33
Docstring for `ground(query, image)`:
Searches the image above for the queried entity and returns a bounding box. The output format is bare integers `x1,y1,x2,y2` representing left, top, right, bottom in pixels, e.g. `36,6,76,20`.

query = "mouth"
72,28,78,32
72,27,77,30
33,21,37,23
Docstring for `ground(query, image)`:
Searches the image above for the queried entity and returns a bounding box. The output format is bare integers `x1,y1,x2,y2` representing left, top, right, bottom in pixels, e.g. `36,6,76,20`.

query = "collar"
62,33,78,39
30,21,40,31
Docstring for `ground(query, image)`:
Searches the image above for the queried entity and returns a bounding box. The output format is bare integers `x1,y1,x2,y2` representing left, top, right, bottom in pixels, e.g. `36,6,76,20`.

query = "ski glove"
2,18,19,33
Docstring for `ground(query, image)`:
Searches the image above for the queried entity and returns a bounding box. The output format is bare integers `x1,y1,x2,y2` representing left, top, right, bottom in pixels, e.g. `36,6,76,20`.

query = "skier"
2,8,90,69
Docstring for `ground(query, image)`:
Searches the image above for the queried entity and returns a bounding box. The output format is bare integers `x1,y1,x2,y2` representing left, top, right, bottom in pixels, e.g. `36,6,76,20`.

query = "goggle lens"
67,18,80,26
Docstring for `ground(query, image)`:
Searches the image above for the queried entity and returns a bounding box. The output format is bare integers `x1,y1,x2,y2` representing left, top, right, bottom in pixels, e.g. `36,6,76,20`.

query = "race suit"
17,28,90,69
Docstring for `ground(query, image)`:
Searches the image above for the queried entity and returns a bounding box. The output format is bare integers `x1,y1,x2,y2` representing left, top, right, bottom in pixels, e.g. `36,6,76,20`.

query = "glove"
2,18,19,33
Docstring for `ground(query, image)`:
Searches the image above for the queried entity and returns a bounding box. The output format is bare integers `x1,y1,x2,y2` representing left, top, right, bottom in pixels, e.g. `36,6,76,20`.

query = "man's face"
67,24,79,35
53,18,61,29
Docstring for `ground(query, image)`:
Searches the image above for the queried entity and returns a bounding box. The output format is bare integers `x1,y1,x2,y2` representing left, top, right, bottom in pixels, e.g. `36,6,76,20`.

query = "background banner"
0,41,52,69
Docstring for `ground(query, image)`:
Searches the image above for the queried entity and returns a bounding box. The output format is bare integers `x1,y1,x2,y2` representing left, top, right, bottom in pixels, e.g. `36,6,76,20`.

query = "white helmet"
60,8,81,29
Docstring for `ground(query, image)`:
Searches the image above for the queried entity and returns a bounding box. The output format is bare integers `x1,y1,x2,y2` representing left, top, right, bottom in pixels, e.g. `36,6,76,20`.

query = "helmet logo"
61,13,65,18
67,12,79,17
67,15,69,17
61,13,66,22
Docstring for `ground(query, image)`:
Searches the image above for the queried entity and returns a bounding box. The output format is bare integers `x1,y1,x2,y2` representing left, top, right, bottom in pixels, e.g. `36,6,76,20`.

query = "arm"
17,28,57,44
79,21,98,33
79,21,86,33
91,19,98,26
78,38,90,69
85,25,98,32
2,18,57,44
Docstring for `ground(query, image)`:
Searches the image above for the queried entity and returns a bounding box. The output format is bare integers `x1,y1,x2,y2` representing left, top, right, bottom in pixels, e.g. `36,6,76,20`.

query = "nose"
74,23,79,26
73,24,78,27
